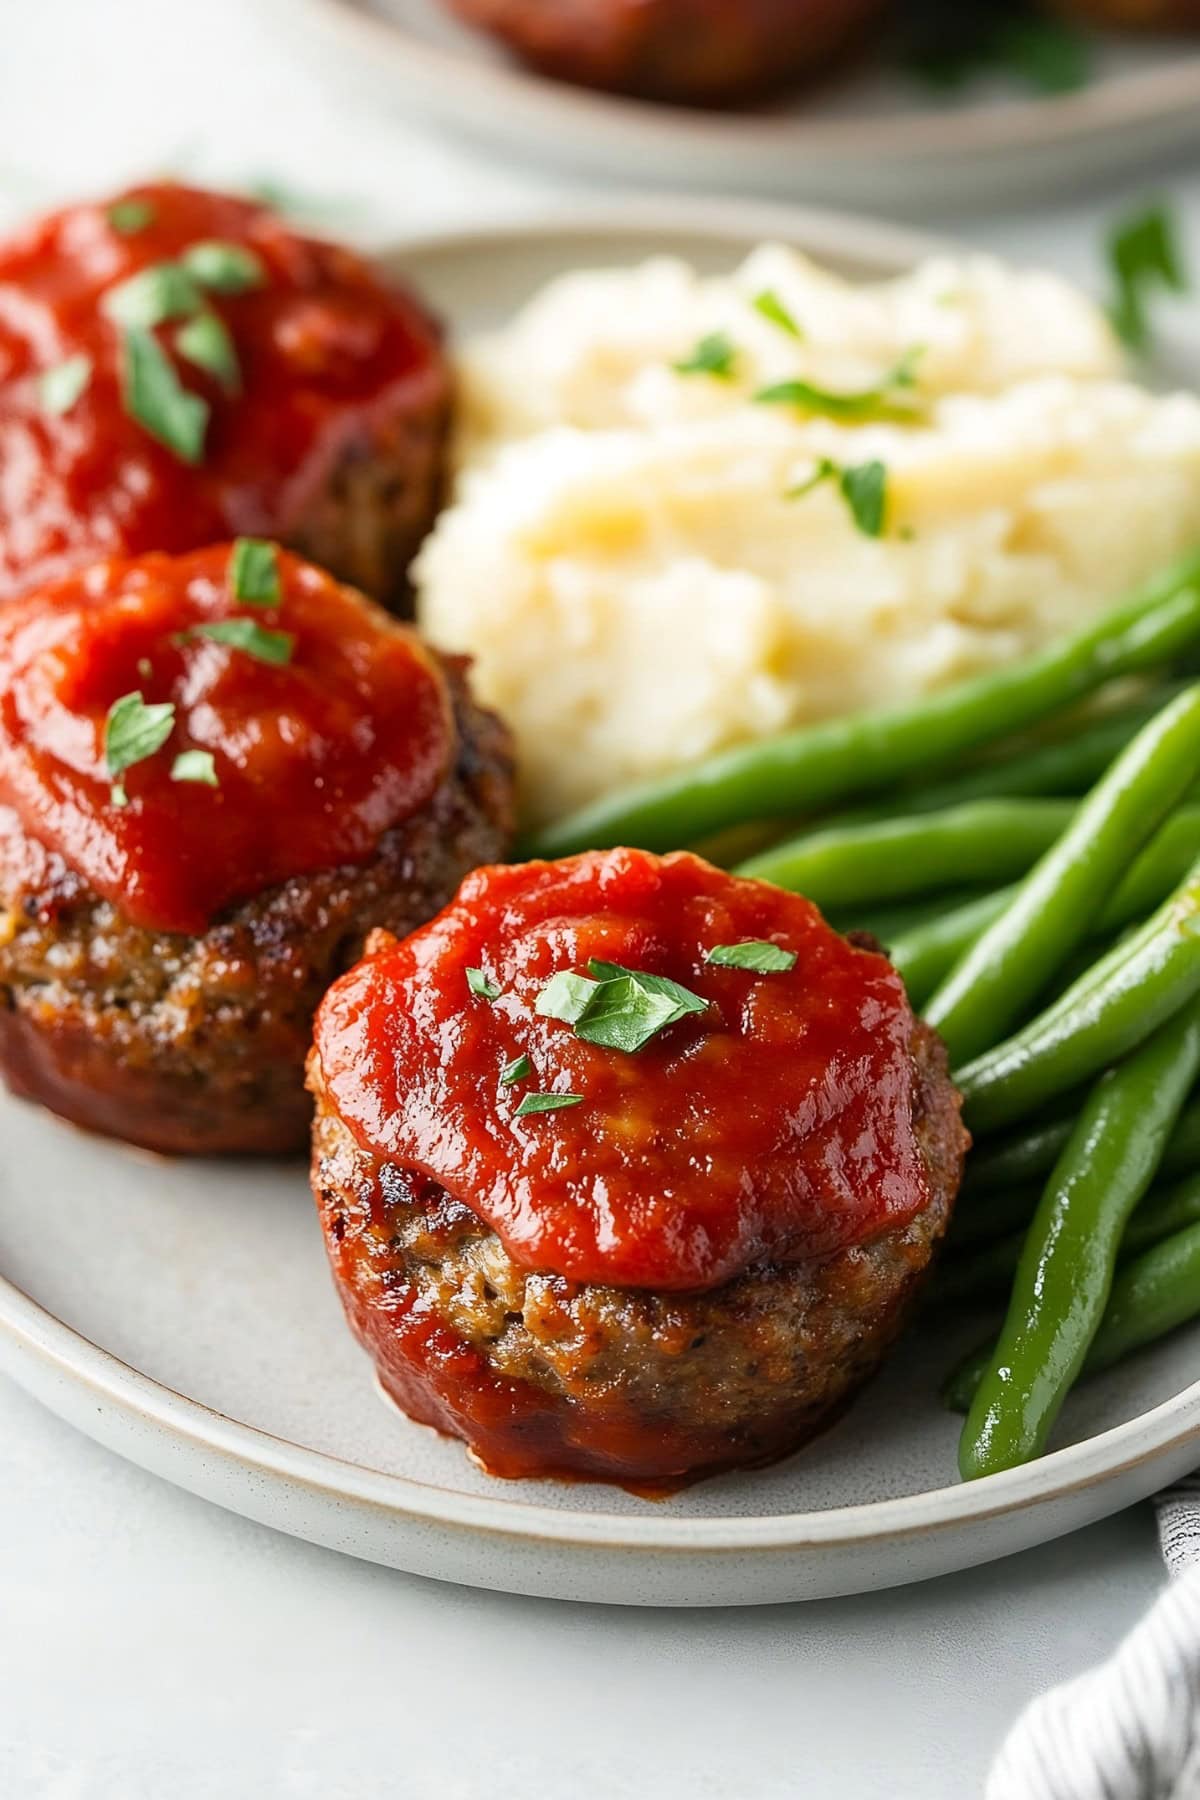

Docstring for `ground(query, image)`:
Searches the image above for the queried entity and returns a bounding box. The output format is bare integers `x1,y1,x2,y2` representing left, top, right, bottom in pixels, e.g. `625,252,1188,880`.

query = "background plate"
276,0,1200,212
1,202,1198,1606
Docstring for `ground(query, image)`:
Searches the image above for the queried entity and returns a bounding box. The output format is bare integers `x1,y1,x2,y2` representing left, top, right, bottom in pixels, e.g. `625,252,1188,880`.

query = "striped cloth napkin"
988,1479,1200,1799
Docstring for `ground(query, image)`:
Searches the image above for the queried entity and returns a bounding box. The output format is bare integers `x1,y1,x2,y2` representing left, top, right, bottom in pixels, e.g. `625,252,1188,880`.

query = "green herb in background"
38,354,92,417
786,457,889,539
228,538,281,605
755,347,923,422
170,749,219,788
175,312,240,395
901,0,1089,95
181,240,267,294
121,328,209,465
752,289,804,340
107,198,156,236
1106,203,1189,349
103,262,205,330
188,619,295,666
673,331,738,380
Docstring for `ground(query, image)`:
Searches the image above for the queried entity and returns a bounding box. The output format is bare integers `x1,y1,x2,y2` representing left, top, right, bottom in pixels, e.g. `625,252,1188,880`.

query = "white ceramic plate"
2,203,1199,1607
275,0,1200,212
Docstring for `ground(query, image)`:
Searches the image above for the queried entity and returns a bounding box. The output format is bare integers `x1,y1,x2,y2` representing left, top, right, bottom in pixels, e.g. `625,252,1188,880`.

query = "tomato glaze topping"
0,182,444,600
0,545,452,936
313,848,934,1292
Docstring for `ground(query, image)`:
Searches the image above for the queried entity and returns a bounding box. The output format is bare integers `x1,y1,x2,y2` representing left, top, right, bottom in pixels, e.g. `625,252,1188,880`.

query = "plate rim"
288,0,1200,161
2,200,1198,1566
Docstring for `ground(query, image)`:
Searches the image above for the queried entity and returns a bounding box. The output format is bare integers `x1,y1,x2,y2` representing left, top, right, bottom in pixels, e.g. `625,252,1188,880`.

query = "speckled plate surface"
276,0,1200,212
1,204,1198,1606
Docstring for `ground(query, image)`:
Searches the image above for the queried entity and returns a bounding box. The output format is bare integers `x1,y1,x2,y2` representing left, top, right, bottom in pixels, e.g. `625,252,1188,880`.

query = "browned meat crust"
445,0,885,105
0,665,513,1156
309,1018,968,1488
284,383,451,617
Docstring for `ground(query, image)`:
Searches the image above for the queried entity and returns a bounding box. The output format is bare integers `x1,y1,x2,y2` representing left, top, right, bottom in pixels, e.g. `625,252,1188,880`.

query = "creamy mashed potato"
415,246,1200,825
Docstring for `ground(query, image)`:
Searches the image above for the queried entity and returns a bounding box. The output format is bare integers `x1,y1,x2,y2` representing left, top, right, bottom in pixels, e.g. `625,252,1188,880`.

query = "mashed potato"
415,246,1200,825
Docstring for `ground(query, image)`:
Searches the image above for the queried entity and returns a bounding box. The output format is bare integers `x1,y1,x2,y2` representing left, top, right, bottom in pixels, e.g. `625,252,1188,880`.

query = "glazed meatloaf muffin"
0,543,513,1156
309,847,967,1490
445,0,884,104
0,182,450,612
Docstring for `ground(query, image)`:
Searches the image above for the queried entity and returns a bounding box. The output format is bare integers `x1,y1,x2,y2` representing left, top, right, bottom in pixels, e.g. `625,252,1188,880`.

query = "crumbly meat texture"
0,665,513,1156
445,0,882,104
309,1018,967,1488
284,387,451,617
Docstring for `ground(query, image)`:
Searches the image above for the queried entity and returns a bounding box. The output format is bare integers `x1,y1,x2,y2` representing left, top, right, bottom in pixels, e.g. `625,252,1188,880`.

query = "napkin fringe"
986,1563,1200,1800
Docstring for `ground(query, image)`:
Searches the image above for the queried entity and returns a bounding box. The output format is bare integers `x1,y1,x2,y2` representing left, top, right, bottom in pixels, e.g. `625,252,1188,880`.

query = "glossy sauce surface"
0,183,443,600
314,848,932,1292
0,545,452,935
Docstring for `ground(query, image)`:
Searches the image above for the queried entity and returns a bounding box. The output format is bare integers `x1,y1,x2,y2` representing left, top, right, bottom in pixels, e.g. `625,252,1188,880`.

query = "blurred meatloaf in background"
444,0,886,105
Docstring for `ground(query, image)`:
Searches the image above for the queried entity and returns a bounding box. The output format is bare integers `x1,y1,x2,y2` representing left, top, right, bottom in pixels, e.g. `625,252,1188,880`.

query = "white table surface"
1,5,1198,1795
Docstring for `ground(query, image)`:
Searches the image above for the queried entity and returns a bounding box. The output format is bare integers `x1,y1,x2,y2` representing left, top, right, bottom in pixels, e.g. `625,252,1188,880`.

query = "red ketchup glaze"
0,545,452,936
314,847,932,1294
0,182,444,600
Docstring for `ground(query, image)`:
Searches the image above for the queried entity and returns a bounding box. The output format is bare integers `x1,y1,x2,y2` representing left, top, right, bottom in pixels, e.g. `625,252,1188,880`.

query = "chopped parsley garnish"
535,970,599,1025
181,240,267,294
587,960,708,1017
840,460,889,538
170,749,219,788
103,262,205,330
228,537,280,605
786,456,889,539
104,691,176,807
514,1092,584,1118
188,619,294,665
38,354,92,417
535,960,707,1055
467,967,500,1001
500,1053,532,1086
752,289,804,339
1106,203,1189,349
706,941,797,972
107,198,156,236
755,347,923,420
121,327,210,465
176,311,240,395
672,331,737,380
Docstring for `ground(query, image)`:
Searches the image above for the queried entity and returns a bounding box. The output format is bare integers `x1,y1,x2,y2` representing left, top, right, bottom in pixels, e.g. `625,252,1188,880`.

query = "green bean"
958,1114,1076,1198
833,681,1189,827
945,1207,1200,1410
955,857,1200,1135
1086,1218,1200,1377
524,556,1200,857
945,1182,1045,1251
925,686,1200,1065
936,1172,1200,1308
1162,1100,1200,1176
733,800,1074,907
890,804,1200,1010
957,998,1200,1478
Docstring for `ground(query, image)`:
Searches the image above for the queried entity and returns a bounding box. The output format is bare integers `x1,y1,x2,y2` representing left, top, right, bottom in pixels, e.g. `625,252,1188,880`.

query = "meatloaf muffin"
309,848,967,1489
0,182,450,612
0,544,513,1156
445,0,884,105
